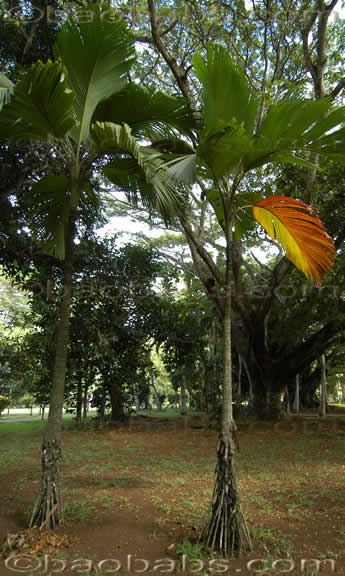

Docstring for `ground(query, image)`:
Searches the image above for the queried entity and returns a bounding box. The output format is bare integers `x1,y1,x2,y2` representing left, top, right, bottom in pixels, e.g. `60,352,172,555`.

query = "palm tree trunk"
29,214,75,530
201,236,251,556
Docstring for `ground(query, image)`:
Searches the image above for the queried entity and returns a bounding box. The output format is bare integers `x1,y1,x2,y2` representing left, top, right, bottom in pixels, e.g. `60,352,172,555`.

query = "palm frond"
253,196,336,286
94,83,196,141
0,61,74,140
193,44,258,139
54,4,135,145
27,175,70,259
92,122,185,221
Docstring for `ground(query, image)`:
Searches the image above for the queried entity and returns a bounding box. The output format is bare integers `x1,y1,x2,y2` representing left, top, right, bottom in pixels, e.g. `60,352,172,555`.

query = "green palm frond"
190,43,345,179
193,43,258,139
94,83,196,141
27,175,70,259
92,121,185,221
0,74,14,111
0,61,74,140
54,4,135,145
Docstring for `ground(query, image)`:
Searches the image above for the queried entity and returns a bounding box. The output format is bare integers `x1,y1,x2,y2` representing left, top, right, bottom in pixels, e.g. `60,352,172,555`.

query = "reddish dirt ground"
0,415,344,575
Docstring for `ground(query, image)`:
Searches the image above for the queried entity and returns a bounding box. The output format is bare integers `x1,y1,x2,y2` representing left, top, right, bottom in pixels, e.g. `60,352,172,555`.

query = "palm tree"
0,5,189,529
146,44,344,555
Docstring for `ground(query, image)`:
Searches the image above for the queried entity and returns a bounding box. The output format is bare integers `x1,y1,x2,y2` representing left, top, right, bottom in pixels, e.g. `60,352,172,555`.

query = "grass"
0,416,344,566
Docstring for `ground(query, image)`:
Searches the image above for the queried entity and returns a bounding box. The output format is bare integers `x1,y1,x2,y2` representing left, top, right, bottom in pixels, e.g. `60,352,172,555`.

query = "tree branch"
181,219,225,287
147,0,196,110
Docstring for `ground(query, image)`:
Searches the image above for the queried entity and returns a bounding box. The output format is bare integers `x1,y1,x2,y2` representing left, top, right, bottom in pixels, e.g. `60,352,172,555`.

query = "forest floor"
0,414,344,576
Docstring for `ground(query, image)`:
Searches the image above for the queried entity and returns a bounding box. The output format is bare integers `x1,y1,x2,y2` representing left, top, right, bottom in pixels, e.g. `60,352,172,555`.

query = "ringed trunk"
200,235,251,555
30,215,75,529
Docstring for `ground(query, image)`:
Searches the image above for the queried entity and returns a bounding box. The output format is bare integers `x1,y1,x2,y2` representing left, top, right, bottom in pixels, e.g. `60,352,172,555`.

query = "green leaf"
233,191,261,239
54,4,135,145
206,189,225,231
193,44,258,140
199,126,251,179
243,97,337,171
161,153,197,185
92,122,185,221
0,60,75,140
94,83,196,140
28,175,70,259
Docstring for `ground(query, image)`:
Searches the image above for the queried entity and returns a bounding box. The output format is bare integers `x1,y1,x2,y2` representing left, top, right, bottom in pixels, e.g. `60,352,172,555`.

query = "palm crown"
164,43,345,285
0,4,192,257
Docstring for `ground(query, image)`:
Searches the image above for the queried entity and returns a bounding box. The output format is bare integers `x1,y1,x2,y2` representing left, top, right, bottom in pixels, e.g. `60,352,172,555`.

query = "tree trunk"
133,383,141,413
82,382,88,422
76,378,82,426
293,374,300,413
98,384,106,429
151,378,162,411
30,215,75,530
180,368,187,415
108,380,124,421
241,357,254,407
319,354,327,418
285,385,290,415
200,235,251,555
200,358,206,411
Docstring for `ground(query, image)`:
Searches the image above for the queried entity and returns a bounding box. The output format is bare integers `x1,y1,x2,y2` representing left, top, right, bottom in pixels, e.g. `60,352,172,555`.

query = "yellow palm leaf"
253,196,336,287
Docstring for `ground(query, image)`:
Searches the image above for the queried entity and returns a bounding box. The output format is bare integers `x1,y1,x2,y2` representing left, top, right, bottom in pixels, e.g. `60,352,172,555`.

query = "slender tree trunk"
41,405,45,421
241,357,254,407
201,235,251,555
237,354,242,400
319,354,327,418
180,368,187,415
294,374,300,413
76,378,82,426
82,382,88,422
285,385,290,415
133,383,141,413
151,377,162,411
98,384,106,430
30,214,75,530
200,358,206,411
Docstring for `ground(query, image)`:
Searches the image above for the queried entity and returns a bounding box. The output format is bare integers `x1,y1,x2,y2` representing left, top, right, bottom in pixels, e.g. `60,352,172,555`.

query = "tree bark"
76,378,82,426
108,379,124,422
293,374,300,413
200,235,251,555
180,368,187,415
319,354,327,418
151,378,162,411
82,382,88,422
98,384,106,429
30,214,75,530
133,382,141,413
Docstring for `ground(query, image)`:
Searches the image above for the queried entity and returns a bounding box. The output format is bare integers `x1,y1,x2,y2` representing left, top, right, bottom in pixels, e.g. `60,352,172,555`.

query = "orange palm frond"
253,196,336,287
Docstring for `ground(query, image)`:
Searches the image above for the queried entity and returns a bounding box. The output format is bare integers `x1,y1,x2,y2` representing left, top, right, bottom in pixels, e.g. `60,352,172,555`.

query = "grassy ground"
0,416,344,575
